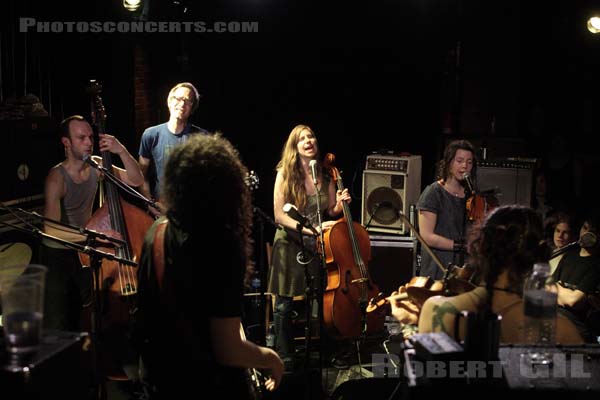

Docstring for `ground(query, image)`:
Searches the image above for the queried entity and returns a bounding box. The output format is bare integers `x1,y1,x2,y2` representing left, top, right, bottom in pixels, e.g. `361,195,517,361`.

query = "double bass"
321,154,385,339
79,80,154,377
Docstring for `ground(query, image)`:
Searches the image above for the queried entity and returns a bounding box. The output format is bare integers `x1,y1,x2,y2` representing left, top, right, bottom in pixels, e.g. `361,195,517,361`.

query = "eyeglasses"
170,96,193,106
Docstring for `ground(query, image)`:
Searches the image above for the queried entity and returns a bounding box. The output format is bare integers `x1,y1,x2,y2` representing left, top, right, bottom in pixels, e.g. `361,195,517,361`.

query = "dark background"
1,0,600,230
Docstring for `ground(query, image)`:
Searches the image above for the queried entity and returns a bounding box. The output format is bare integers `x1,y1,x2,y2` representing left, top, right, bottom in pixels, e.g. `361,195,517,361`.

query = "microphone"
83,154,99,169
309,159,318,186
463,172,475,195
283,203,318,235
550,231,597,259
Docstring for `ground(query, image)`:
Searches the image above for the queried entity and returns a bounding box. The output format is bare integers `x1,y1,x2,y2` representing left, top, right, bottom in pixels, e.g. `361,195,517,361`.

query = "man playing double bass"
42,115,143,332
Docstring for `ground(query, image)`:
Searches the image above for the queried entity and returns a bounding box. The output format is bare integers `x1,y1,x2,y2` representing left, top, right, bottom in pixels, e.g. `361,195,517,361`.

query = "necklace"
446,185,462,197
439,180,464,198
492,286,519,295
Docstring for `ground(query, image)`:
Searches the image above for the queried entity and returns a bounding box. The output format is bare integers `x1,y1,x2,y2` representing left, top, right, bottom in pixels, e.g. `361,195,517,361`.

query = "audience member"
553,211,600,342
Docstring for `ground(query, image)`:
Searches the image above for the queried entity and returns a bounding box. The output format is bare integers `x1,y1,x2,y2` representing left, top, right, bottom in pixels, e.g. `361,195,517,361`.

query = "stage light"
587,16,600,34
123,0,142,12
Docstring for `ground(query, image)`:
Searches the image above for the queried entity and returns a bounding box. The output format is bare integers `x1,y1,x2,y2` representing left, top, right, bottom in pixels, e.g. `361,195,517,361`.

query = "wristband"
453,238,465,252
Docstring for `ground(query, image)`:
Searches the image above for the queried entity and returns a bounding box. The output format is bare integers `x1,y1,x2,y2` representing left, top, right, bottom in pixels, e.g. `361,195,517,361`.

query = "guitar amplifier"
476,158,535,207
362,155,421,235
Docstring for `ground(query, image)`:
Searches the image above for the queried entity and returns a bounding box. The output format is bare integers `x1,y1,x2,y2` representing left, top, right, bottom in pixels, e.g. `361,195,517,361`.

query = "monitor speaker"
361,155,421,235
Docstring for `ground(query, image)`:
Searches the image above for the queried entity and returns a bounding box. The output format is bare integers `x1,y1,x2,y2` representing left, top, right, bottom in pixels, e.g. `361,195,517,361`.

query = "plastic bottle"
265,323,275,348
250,275,261,309
522,262,558,364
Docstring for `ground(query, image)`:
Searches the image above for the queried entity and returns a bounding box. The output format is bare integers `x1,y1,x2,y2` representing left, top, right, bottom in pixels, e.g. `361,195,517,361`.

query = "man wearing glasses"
138,82,208,216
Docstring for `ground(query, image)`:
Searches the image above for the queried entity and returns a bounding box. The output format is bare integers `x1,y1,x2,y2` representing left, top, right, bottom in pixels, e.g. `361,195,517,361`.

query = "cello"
79,80,154,377
321,154,385,339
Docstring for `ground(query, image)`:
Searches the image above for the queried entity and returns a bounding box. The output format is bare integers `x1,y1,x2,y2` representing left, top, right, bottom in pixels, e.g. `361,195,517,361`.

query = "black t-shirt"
553,249,600,330
133,217,250,399
553,249,600,294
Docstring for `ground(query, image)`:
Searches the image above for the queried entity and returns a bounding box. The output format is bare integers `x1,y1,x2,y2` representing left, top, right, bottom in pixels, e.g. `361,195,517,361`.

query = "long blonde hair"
276,124,319,211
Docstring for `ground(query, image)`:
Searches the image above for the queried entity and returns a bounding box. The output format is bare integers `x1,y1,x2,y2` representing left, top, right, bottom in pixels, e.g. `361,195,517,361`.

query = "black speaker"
368,235,416,296
0,117,60,203
476,159,535,207
362,155,421,235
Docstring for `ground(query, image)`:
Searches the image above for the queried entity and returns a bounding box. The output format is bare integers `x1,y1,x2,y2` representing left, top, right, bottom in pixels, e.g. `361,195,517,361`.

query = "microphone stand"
310,184,326,400
459,187,471,267
292,217,315,400
0,205,129,263
0,209,135,400
86,158,159,212
1,206,126,247
394,210,448,280
251,206,282,345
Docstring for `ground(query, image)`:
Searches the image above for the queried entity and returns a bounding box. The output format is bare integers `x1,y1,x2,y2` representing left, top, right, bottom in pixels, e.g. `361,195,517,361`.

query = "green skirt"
267,228,321,297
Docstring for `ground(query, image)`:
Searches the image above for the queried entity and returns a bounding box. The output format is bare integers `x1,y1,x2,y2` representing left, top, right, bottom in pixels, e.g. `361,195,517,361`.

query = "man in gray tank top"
41,115,143,331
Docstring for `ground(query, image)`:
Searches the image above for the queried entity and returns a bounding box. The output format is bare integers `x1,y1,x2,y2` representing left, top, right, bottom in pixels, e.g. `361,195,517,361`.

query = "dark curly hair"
161,133,253,280
436,139,478,182
468,205,547,298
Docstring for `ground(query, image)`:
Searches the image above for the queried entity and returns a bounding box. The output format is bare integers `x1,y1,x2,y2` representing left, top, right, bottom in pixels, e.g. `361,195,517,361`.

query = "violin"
366,264,478,314
366,276,444,314
466,191,500,222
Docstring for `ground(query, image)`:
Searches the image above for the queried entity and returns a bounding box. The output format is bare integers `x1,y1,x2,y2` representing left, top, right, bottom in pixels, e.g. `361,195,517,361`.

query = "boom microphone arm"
396,211,447,275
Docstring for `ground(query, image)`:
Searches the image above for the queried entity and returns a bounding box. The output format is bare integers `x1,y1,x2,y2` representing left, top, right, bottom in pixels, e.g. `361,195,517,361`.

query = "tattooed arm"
418,297,460,337
417,288,486,340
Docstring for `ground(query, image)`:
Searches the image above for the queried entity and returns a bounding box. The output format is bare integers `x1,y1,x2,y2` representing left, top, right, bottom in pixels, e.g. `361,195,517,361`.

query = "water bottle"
266,323,275,348
250,275,261,309
521,262,558,365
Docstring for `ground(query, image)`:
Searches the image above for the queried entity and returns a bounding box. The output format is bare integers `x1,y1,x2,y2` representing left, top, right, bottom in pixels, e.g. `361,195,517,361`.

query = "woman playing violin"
416,140,477,280
267,124,350,371
391,205,583,344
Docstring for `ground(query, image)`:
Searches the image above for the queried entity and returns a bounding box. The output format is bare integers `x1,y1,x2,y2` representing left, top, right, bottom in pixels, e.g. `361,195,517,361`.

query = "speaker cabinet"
0,117,60,202
476,160,535,207
368,235,416,296
362,155,421,235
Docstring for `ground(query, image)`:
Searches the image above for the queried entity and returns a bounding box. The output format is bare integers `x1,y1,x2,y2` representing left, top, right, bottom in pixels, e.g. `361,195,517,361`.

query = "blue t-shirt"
139,122,208,199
